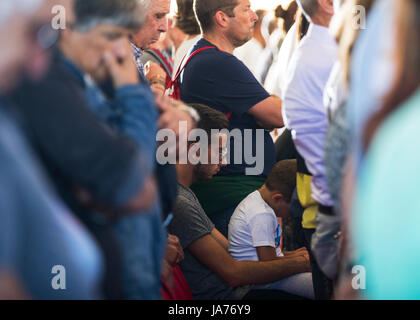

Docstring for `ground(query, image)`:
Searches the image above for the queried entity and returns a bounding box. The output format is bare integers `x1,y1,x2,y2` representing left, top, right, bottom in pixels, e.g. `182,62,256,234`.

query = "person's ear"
214,11,230,29
318,0,334,15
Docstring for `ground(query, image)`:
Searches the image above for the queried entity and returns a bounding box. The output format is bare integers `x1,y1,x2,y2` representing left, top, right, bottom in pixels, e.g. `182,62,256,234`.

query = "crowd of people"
0,0,419,300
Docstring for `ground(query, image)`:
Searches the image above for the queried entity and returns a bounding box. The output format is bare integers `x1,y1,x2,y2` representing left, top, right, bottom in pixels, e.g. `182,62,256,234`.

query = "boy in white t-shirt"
228,160,314,299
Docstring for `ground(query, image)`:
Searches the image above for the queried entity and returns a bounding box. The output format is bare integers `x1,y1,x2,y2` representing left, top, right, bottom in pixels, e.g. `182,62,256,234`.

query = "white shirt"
228,191,283,262
172,35,201,79
283,24,338,206
233,38,264,81
264,22,299,97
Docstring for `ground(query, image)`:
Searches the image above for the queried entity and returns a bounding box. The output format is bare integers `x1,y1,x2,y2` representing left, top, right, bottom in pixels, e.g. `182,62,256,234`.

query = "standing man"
179,0,285,237
130,0,199,219
282,0,338,299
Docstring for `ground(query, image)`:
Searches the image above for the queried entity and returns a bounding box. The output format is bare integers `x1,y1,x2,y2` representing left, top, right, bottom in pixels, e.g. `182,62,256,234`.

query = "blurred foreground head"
59,0,146,83
0,0,59,93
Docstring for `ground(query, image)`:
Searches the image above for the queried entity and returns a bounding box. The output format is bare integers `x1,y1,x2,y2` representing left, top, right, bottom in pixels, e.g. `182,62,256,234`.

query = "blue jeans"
254,272,315,299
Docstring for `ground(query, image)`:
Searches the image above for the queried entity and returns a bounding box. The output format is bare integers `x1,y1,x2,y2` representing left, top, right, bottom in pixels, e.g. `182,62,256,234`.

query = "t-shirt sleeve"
169,194,215,250
214,55,270,116
248,212,277,248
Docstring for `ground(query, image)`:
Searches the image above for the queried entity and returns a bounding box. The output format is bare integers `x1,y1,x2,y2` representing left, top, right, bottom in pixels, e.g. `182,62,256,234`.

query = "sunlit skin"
131,0,171,50
226,0,259,48
201,0,258,54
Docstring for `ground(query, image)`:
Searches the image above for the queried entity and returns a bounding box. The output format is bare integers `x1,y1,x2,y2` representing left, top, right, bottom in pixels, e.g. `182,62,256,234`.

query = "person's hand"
125,176,157,213
165,234,184,266
156,96,196,133
102,42,139,89
283,247,309,258
295,251,311,273
144,61,166,95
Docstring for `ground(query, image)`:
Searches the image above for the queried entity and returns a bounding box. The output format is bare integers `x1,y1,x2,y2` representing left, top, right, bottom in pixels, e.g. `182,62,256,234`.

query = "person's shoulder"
235,191,273,221
191,39,242,65
174,185,203,215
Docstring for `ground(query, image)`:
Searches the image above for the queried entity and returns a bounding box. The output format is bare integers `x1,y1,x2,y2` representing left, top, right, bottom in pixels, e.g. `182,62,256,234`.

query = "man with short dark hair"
169,105,311,300
179,0,285,238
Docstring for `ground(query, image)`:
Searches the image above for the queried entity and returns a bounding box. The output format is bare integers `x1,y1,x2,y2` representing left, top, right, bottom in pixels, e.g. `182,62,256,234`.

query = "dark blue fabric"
180,38,275,177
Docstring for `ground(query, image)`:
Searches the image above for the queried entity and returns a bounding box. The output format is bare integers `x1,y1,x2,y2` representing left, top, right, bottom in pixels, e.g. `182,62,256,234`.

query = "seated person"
229,160,314,299
169,104,312,300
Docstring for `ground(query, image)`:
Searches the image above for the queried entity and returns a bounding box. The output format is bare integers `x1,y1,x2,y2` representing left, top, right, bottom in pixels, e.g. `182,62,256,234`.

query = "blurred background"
171,0,294,14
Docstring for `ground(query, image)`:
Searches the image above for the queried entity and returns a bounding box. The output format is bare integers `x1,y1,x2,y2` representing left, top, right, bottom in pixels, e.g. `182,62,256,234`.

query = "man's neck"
258,185,272,207
202,31,235,54
310,13,332,28
176,163,195,188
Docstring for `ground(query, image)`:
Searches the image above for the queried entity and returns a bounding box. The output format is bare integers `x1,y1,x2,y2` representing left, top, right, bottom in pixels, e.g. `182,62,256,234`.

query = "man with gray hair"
57,0,175,300
282,0,338,299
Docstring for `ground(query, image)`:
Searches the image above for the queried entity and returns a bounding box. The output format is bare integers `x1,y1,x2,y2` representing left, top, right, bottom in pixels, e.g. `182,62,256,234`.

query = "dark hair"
296,10,310,41
189,103,229,141
73,0,146,32
265,160,297,202
255,9,266,26
176,0,201,35
276,1,298,34
193,0,238,33
363,0,420,150
297,0,319,19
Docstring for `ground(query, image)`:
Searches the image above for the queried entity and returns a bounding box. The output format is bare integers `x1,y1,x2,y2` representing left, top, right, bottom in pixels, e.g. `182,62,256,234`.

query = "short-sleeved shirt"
180,38,275,177
228,191,283,261
168,184,237,300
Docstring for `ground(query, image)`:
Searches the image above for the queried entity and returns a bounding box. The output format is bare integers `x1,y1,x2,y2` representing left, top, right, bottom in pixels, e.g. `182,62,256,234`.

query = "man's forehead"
236,0,251,8
150,0,170,14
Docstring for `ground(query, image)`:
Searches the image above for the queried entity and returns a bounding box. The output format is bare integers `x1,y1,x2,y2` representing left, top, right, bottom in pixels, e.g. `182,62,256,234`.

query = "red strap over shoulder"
166,46,215,100
166,45,233,120
173,46,215,81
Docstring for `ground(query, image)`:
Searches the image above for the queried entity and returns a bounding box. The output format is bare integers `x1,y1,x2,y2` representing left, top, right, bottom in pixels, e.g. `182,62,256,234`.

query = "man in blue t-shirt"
179,0,284,237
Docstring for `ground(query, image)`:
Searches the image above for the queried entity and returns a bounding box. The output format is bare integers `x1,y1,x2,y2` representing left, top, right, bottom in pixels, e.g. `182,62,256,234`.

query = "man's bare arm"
247,96,284,130
188,231,311,287
257,246,310,261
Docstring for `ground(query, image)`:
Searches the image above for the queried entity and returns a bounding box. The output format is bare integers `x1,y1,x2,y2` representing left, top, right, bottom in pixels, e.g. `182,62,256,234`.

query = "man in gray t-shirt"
168,104,311,300
169,184,238,300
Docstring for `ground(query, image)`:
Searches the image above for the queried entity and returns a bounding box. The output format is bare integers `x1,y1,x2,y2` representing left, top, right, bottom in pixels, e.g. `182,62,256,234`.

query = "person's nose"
159,18,169,34
251,10,258,23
